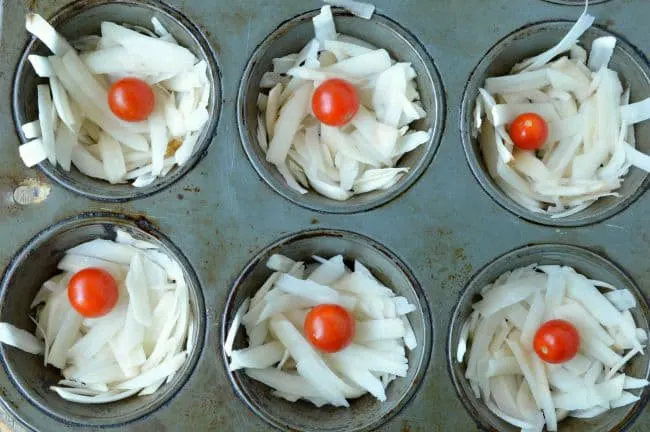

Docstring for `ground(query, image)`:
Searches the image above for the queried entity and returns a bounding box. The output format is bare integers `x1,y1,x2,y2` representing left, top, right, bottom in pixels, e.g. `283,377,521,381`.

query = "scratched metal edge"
0,1,649,432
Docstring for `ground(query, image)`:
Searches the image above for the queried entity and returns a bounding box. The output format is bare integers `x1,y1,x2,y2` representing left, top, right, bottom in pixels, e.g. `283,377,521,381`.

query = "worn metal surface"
0,0,649,431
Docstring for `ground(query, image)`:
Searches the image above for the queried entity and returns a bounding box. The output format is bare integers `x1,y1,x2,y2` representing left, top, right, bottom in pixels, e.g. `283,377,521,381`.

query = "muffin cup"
12,0,222,202
0,212,206,429
237,8,445,214
460,21,650,227
448,244,650,432
221,228,433,432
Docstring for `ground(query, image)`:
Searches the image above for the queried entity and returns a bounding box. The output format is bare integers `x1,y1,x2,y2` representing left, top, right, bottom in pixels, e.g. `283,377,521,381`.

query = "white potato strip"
48,308,83,369
266,255,295,273
274,274,353,307
98,133,127,184
307,255,345,285
473,274,545,317
487,357,521,377
57,254,125,280
68,239,136,265
21,120,42,139
604,289,636,311
327,355,386,401
229,341,285,371
28,55,54,77
313,6,336,45
588,36,616,72
324,0,375,19
50,76,79,131
354,318,405,342
621,97,650,125
520,292,545,348
51,388,139,404
224,298,250,357
68,303,127,359
513,10,595,72
54,124,76,171
26,13,73,55
0,323,44,355
324,40,373,59
565,273,624,328
485,399,535,429
485,70,551,94
266,83,283,140
50,57,149,151
611,391,640,408
175,131,200,167
125,253,153,327
256,116,268,153
270,317,349,407
531,355,556,431
19,139,48,167
37,84,56,165
101,22,195,71
266,83,312,165
149,109,167,176
324,49,391,77
116,351,187,390
245,368,324,398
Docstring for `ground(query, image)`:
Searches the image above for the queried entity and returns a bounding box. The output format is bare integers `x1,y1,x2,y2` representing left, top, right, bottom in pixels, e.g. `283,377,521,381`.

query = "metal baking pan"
0,0,649,430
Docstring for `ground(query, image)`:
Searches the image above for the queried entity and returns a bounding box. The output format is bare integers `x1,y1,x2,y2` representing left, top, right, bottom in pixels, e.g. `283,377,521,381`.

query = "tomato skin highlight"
304,304,355,353
533,319,580,364
312,79,360,126
67,268,119,318
108,77,155,122
508,113,548,150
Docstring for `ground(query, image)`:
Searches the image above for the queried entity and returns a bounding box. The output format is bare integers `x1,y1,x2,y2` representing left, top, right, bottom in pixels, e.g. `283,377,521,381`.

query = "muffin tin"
1,0,649,431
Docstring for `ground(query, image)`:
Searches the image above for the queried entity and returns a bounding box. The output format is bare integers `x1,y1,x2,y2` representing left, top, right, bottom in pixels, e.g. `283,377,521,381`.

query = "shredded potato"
475,6,650,217
458,264,647,430
258,6,431,200
0,230,192,403
20,13,211,187
225,254,417,407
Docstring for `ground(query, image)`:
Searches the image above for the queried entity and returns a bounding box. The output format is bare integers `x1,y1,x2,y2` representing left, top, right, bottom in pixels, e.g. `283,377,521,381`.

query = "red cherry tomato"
67,268,119,318
312,79,360,126
304,304,355,353
108,77,155,122
533,319,580,364
508,113,548,150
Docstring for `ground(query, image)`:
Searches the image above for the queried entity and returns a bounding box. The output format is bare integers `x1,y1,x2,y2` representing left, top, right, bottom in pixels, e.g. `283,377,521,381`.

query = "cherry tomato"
312,79,360,126
108,77,155,122
67,268,119,318
533,319,580,364
304,304,355,353
508,112,548,150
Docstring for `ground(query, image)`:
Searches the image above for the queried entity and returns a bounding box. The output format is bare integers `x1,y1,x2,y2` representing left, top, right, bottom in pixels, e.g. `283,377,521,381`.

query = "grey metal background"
0,0,649,431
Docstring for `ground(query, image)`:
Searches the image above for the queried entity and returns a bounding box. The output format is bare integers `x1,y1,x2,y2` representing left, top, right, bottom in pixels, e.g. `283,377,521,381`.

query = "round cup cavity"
222,229,433,431
448,244,650,432
0,212,206,429
460,21,650,227
237,9,445,214
12,0,222,202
